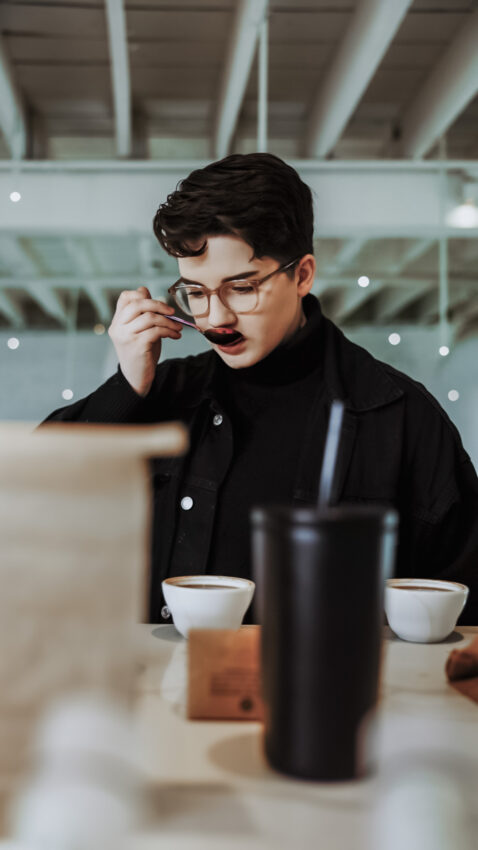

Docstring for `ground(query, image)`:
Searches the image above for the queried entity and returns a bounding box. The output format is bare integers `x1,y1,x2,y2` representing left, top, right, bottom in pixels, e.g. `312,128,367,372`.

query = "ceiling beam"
3,275,477,292
333,282,383,323
388,239,435,275
1,160,476,174
0,291,25,327
26,285,69,326
322,238,367,274
304,0,412,158
105,0,131,157
373,282,433,323
416,284,471,323
0,34,27,160
3,165,478,237
0,234,40,276
398,9,478,159
84,284,112,324
213,0,268,158
64,237,97,277
456,303,478,342
448,293,478,322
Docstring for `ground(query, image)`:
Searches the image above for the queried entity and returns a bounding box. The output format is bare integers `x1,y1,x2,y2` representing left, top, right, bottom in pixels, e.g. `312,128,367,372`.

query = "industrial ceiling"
0,0,477,340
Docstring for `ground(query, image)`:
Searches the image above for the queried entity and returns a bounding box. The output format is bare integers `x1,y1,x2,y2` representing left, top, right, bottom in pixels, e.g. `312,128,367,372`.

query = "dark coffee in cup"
395,585,452,592
178,583,236,589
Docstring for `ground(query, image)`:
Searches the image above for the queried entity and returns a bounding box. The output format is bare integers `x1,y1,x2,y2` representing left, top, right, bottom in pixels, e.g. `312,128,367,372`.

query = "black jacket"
44,296,478,624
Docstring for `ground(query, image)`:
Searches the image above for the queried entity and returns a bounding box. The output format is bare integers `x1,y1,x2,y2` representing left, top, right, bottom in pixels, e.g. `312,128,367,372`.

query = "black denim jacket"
44,296,478,624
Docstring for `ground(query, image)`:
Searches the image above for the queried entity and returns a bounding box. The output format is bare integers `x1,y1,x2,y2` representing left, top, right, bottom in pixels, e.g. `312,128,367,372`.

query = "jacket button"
213,413,223,426
180,496,194,511
161,605,171,620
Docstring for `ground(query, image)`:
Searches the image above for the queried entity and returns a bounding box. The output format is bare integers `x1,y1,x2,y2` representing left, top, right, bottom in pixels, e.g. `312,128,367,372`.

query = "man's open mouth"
204,328,244,346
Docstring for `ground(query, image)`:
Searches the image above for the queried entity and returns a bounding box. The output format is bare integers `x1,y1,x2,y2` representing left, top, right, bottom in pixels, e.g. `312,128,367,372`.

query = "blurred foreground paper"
0,422,187,835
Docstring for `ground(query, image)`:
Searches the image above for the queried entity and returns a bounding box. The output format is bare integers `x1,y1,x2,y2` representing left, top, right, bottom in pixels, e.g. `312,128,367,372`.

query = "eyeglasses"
167,258,301,318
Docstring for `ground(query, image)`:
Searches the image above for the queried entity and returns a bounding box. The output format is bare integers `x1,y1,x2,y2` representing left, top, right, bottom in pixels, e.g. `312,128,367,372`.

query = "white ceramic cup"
384,578,469,643
161,575,255,639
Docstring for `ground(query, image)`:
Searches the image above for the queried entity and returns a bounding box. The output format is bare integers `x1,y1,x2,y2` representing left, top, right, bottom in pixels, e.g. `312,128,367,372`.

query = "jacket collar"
314,298,404,412
181,294,404,413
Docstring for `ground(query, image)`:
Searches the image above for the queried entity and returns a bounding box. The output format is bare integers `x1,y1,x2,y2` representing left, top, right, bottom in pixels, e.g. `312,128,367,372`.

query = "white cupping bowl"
162,575,255,638
385,578,469,643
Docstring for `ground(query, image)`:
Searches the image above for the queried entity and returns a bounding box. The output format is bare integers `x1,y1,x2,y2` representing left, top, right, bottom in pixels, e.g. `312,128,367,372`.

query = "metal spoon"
169,315,243,346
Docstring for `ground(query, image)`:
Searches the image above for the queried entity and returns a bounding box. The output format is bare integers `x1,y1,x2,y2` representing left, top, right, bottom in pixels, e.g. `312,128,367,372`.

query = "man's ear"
296,254,316,297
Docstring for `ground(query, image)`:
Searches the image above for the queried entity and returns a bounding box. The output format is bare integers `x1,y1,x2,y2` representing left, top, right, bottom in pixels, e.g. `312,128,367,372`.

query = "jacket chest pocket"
168,477,218,577
149,455,184,490
341,467,400,503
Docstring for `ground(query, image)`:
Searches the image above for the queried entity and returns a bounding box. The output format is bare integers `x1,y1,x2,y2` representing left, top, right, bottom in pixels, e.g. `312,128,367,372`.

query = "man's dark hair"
153,153,314,263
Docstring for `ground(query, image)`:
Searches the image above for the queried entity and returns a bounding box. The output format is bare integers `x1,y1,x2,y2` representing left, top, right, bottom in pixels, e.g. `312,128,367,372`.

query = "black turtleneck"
206,296,325,580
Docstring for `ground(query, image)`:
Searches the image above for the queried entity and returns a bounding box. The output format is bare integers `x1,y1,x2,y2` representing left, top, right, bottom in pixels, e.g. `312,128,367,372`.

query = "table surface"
133,625,478,850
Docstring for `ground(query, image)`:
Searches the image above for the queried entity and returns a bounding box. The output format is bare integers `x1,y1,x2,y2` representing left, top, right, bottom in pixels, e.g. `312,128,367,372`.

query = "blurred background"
0,0,477,467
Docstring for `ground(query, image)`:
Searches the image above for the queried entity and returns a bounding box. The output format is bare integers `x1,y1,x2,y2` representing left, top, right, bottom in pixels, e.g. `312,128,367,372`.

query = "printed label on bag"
188,627,263,720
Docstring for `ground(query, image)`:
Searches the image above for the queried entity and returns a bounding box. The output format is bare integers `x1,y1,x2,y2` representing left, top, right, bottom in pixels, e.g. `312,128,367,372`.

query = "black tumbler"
251,504,398,781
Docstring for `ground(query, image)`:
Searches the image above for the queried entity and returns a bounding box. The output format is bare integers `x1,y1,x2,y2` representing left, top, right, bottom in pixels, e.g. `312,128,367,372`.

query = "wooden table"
133,626,478,849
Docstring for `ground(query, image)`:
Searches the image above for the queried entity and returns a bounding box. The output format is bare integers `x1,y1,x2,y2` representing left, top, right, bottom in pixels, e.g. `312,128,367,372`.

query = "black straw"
317,399,345,508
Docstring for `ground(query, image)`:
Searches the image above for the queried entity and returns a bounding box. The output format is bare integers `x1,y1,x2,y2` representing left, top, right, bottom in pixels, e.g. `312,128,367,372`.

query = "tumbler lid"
251,503,398,530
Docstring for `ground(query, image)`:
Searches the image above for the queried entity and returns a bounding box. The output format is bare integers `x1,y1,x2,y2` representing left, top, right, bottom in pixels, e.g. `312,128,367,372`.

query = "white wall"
347,324,478,470
1,321,476,470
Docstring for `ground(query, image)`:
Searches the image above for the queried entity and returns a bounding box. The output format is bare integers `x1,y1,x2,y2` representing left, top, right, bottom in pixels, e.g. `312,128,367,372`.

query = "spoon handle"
169,315,200,331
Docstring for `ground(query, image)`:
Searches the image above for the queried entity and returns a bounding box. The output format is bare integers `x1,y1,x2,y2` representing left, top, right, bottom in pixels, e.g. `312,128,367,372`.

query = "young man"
45,153,478,623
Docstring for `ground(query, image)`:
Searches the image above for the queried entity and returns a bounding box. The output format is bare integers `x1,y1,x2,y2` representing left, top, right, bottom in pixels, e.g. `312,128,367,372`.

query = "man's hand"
108,286,182,397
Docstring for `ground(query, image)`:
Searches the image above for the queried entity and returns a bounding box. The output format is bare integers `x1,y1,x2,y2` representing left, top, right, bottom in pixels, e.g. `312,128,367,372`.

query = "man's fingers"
118,298,175,325
128,312,183,336
136,285,151,298
141,325,182,345
116,288,170,310
116,289,143,308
